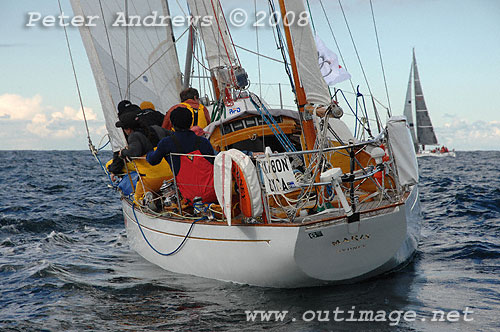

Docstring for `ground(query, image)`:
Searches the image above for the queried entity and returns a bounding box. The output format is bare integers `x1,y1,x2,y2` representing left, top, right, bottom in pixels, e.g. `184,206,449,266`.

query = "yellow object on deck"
105,155,173,203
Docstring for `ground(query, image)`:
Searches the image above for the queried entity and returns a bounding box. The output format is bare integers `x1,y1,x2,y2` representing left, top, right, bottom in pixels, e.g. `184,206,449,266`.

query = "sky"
0,0,499,151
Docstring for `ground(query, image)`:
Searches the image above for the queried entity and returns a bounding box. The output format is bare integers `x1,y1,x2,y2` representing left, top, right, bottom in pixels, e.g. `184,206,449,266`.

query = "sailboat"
403,49,455,158
68,0,421,288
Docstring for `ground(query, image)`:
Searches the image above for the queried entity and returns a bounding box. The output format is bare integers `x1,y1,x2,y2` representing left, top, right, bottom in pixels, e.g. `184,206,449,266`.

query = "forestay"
70,0,182,151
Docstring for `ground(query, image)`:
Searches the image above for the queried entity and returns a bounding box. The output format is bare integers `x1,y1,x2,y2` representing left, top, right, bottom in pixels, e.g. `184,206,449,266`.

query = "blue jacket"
146,130,216,176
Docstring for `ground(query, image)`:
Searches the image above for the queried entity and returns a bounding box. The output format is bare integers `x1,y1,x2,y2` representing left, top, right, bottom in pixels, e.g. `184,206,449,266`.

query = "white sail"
403,63,418,151
70,0,182,151
284,0,331,106
186,0,237,70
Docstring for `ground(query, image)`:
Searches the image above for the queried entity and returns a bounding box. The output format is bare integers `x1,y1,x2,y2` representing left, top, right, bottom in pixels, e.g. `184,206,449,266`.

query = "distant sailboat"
404,49,455,158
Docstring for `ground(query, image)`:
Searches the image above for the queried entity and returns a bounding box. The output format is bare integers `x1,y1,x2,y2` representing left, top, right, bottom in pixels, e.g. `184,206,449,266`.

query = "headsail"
413,50,437,146
70,0,182,151
403,62,418,151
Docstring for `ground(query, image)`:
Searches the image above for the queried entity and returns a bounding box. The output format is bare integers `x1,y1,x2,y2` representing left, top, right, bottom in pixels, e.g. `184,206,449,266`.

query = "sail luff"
403,61,418,152
413,50,438,146
71,0,126,152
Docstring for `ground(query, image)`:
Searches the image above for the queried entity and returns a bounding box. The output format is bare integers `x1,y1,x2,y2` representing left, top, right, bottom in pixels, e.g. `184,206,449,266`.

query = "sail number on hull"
258,156,297,194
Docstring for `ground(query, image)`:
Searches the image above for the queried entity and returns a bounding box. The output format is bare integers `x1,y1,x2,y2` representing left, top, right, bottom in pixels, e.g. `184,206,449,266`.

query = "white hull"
417,151,456,158
121,186,421,288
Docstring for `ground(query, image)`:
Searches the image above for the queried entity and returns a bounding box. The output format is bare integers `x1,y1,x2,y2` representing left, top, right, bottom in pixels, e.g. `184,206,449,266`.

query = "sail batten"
70,0,182,152
412,50,437,146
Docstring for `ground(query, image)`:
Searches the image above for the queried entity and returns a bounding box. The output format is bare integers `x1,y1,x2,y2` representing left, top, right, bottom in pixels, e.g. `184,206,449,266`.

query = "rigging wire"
318,0,350,84
250,94,297,152
209,0,238,81
233,44,285,64
317,0,377,132
305,0,316,33
56,0,94,152
369,0,392,117
198,36,214,101
216,0,242,67
335,0,382,133
338,0,373,98
127,27,190,88
268,0,296,93
192,39,211,71
195,29,202,92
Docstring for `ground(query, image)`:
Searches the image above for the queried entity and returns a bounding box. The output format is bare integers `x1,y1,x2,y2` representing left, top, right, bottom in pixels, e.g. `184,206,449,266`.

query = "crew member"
162,88,211,131
117,99,141,117
114,112,173,203
107,100,142,175
139,101,165,127
148,107,217,204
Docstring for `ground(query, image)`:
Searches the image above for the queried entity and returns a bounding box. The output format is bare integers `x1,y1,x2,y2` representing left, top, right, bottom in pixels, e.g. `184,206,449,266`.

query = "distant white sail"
70,0,182,151
403,63,418,152
285,0,331,106
412,50,437,146
186,0,237,70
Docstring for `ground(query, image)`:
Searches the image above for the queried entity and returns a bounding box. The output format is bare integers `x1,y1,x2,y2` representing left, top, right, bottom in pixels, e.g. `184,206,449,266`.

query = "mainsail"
413,50,437,146
283,0,331,106
70,0,183,151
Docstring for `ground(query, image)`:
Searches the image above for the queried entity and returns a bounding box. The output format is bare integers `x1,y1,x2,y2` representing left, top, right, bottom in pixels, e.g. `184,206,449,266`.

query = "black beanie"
115,111,139,129
117,100,141,117
170,107,193,130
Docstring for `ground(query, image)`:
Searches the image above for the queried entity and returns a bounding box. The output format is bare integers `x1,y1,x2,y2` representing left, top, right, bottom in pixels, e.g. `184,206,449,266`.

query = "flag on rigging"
315,35,351,86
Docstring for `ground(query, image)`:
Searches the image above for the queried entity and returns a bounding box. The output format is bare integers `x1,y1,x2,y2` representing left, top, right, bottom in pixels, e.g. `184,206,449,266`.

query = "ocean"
0,150,499,331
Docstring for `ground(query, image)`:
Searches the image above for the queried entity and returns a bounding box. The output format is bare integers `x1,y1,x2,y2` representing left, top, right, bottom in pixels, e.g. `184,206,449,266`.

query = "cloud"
0,93,99,142
436,118,500,151
0,93,43,120
52,106,97,121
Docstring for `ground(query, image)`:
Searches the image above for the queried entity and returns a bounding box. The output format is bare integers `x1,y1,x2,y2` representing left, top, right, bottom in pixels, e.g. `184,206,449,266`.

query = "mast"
277,0,316,151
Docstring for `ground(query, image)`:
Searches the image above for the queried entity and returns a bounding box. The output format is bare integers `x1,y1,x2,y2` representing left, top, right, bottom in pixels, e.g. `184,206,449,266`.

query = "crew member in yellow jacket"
162,87,210,131
112,111,173,203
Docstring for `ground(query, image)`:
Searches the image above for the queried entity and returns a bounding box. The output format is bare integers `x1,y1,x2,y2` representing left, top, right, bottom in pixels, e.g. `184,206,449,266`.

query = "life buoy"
214,149,263,224
373,144,389,185
232,161,252,217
